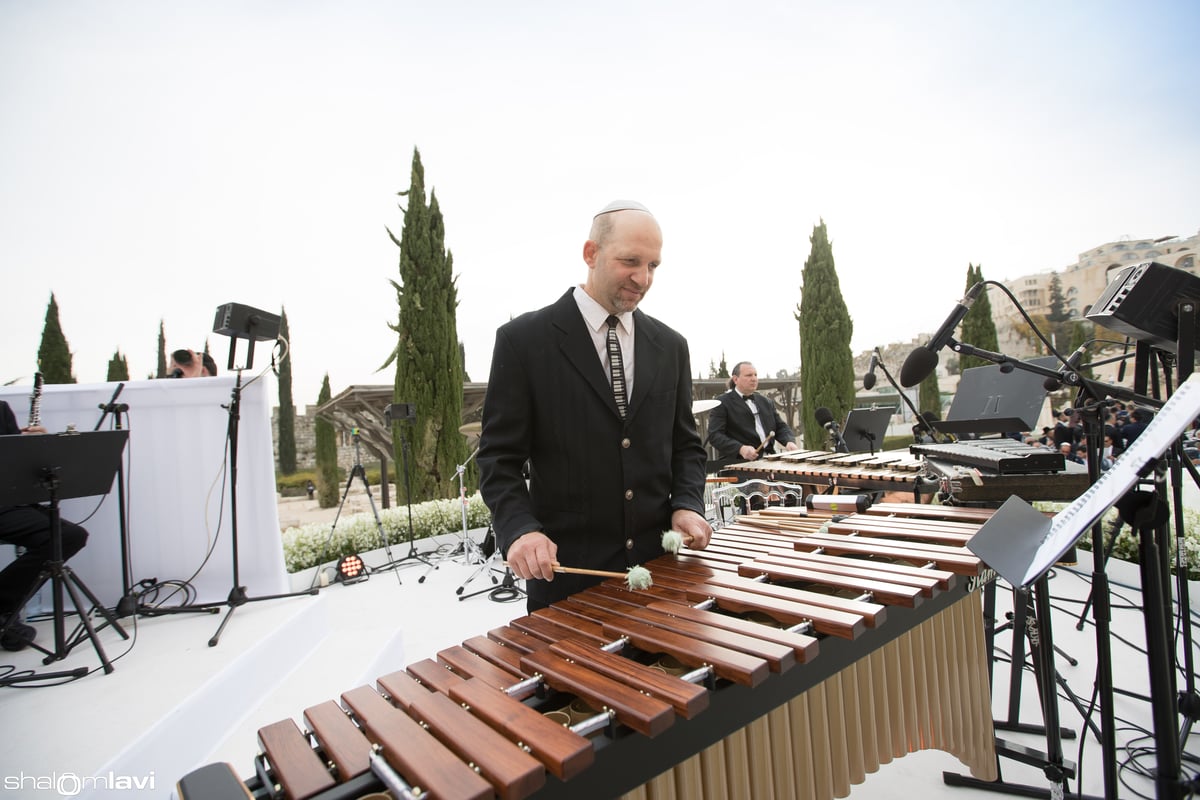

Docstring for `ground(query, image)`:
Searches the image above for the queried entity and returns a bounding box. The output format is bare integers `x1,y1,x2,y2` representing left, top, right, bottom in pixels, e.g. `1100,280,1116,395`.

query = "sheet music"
1025,372,1200,584
969,372,1200,587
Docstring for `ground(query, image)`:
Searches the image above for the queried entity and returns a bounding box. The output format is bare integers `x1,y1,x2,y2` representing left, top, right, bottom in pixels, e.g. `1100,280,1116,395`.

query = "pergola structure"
316,378,802,508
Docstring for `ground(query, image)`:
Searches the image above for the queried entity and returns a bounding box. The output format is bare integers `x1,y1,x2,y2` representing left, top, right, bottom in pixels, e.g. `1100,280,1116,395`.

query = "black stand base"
458,566,525,604
204,585,319,648
373,540,437,583
1,560,130,680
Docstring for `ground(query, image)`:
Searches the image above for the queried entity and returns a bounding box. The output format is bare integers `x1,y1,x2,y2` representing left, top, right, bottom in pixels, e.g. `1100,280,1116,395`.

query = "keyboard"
910,439,1066,475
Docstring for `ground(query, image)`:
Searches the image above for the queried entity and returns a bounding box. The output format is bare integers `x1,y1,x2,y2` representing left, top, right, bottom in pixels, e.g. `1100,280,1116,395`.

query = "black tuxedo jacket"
477,289,707,608
705,389,795,469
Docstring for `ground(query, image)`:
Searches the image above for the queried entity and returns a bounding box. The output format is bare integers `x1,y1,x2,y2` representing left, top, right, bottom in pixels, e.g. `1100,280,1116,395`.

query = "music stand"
935,356,1056,436
841,407,894,454
0,430,130,680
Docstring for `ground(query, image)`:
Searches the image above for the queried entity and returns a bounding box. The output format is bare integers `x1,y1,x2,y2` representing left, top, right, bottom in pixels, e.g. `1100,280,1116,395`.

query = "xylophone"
178,504,998,800
723,447,1090,503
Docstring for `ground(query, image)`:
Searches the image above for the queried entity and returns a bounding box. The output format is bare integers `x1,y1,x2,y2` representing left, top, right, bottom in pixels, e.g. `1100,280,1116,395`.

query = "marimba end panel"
175,763,253,800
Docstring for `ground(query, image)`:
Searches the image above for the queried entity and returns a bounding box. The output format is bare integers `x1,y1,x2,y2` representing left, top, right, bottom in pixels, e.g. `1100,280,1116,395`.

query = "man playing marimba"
477,200,712,611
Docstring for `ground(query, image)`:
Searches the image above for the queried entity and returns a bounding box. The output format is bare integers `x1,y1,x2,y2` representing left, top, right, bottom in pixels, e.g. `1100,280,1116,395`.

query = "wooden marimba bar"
177,505,999,800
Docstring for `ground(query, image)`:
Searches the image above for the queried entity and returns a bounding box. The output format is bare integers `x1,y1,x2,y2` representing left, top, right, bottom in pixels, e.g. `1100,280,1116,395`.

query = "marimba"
720,449,931,498
178,505,998,800
722,447,1089,504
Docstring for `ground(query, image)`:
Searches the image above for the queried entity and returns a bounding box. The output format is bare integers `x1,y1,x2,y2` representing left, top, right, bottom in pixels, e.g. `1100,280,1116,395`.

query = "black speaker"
212,303,281,342
1086,261,1200,352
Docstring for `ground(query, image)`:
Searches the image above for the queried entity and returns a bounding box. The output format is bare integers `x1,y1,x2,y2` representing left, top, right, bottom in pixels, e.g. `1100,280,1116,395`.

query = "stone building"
990,229,1199,359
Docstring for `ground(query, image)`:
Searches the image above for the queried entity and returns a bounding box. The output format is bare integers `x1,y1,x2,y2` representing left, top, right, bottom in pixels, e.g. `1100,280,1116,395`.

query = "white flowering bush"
1035,502,1200,580
282,493,492,573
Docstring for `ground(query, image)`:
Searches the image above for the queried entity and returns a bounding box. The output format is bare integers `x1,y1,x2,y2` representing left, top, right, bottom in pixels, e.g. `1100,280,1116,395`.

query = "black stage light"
336,554,368,585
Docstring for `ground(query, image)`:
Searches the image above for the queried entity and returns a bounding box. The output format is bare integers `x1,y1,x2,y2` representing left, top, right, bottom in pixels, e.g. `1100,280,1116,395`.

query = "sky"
2,1,1198,408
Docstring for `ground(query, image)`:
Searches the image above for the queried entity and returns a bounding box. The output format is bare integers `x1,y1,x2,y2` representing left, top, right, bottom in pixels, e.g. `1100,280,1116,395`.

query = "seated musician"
0,400,90,651
705,361,798,470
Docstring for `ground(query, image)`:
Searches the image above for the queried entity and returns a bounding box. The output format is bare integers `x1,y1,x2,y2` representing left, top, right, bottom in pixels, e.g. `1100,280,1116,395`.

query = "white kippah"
594,199,652,218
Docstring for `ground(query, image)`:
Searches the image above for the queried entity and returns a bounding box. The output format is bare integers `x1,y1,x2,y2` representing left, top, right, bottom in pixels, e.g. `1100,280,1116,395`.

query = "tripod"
443,447,489,569
309,431,401,589
0,430,131,682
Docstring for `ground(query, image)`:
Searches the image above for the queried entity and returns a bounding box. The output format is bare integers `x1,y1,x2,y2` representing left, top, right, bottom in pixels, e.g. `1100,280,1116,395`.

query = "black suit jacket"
0,401,18,436
705,390,795,469
477,289,707,608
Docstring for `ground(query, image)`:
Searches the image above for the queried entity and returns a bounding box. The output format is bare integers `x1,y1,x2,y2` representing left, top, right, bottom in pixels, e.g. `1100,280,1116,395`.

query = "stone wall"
272,405,365,472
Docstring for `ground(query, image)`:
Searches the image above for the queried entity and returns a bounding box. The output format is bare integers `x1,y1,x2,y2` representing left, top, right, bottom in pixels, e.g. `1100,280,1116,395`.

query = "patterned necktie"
606,315,627,418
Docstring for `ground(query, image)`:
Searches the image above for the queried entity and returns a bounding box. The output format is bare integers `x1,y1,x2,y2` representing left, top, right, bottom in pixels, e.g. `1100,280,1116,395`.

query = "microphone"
899,283,985,387
170,368,184,378
814,406,838,431
1043,345,1087,391
862,353,879,390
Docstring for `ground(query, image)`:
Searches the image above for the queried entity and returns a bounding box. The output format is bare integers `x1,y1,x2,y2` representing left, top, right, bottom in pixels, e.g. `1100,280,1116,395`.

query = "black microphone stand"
93,382,138,618
941,337,1167,800
203,365,319,647
870,351,950,443
820,417,848,453
146,337,320,645
371,404,435,580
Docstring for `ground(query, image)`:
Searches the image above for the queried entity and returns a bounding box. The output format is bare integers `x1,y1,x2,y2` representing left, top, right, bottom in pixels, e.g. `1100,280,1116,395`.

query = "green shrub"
282,493,490,572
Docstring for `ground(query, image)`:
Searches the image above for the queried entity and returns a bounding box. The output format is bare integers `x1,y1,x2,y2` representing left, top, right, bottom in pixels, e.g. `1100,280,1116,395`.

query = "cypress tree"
1068,320,1095,384
383,148,471,503
156,321,168,379
37,293,76,384
277,307,297,475
796,220,855,449
315,374,339,508
959,264,1000,373
107,350,130,381
918,369,942,422
1045,273,1072,352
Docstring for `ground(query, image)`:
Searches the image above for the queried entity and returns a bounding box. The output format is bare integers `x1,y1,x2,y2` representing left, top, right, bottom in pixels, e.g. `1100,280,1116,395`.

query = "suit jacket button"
621,438,631,448
625,538,634,550
624,489,633,500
